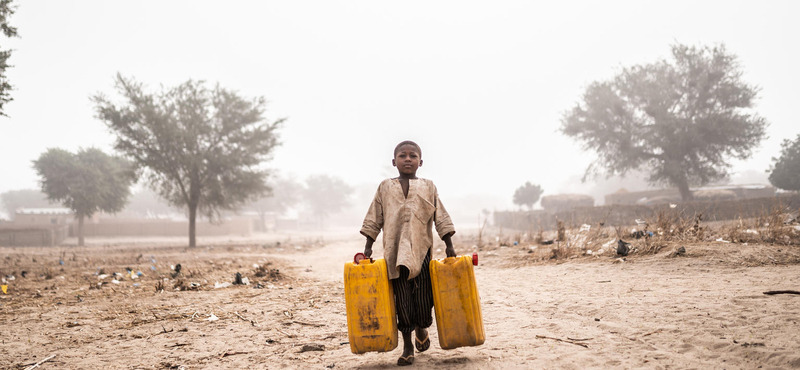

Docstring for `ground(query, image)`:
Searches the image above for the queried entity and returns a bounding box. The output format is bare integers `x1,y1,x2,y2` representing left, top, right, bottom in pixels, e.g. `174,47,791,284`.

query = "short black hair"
394,140,422,158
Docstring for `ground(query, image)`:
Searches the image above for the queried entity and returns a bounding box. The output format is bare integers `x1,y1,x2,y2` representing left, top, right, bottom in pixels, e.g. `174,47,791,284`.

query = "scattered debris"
580,224,591,232
171,264,182,278
669,203,677,208
631,230,653,239
298,343,325,353
214,282,232,289
669,246,686,258
616,240,631,256
111,279,120,285
715,238,731,243
233,272,244,285
741,342,765,347
540,239,554,245
205,314,219,322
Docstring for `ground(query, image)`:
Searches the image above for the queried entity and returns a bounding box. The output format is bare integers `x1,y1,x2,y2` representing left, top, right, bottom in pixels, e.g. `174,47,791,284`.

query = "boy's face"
392,144,422,176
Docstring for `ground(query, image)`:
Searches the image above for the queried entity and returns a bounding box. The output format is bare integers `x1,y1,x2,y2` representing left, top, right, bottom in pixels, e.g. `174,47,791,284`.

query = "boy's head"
392,140,423,176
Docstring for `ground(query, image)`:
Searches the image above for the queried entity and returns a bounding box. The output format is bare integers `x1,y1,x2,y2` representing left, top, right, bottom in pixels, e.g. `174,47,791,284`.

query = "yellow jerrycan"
429,253,485,350
344,253,398,354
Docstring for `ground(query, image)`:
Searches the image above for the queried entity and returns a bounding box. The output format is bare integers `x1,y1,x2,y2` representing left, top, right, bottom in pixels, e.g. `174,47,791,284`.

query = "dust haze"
1,1,798,227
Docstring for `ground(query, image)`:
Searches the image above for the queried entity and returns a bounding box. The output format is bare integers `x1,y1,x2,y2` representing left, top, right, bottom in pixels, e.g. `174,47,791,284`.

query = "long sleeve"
360,186,384,241
433,192,456,239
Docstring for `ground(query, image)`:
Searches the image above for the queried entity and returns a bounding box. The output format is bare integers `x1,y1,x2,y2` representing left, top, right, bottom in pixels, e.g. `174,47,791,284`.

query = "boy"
360,140,456,366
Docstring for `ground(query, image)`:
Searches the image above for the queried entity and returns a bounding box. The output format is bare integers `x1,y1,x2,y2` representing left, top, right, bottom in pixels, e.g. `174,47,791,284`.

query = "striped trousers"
391,248,434,334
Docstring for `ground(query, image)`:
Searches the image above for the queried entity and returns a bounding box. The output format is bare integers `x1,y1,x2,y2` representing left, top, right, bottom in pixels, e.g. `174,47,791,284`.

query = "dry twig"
219,351,249,359
24,354,56,370
535,335,589,348
763,290,800,295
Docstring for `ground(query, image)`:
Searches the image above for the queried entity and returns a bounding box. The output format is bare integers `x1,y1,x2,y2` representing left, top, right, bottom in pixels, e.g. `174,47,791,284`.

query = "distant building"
605,184,776,205
13,208,74,226
540,194,594,213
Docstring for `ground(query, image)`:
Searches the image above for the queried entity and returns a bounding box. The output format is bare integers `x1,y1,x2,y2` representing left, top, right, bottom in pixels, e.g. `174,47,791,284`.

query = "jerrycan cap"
472,252,478,266
354,253,373,264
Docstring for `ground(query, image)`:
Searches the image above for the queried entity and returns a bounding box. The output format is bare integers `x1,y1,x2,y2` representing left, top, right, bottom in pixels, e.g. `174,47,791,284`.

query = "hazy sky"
1,1,798,211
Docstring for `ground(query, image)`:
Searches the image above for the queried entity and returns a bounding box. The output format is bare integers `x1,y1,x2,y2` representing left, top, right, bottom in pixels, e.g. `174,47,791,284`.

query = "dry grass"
473,201,800,264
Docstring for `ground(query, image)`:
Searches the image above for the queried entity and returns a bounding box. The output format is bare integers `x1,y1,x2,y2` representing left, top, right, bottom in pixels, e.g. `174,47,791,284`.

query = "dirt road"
1,233,799,369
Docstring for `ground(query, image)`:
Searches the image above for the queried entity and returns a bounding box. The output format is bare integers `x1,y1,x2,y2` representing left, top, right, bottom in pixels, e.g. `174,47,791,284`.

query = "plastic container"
429,255,486,350
343,257,398,354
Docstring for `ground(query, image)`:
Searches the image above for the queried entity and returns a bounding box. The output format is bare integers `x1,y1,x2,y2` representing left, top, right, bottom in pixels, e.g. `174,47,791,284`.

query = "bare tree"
93,74,284,246
513,182,543,210
769,134,800,191
561,44,767,200
304,174,353,229
33,148,135,246
0,0,19,115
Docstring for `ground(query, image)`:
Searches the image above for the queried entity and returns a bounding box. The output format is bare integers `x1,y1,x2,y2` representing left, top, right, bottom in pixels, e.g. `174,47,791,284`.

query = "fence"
70,218,252,237
0,225,69,246
495,194,800,231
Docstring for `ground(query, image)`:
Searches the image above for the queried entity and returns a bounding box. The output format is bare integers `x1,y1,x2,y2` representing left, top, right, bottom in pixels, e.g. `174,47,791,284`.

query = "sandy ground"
1,230,800,370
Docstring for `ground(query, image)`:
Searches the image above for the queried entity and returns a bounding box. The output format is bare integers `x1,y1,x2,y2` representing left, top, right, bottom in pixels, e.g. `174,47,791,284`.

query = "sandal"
415,330,430,352
397,354,415,366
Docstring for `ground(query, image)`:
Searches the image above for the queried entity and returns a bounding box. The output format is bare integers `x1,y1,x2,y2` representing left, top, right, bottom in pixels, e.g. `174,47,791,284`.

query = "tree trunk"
188,202,197,248
78,215,85,247
258,212,266,232
677,179,693,201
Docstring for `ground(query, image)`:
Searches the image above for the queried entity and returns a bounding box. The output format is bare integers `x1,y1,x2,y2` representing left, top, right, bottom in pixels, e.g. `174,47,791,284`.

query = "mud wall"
71,218,252,237
0,226,69,246
495,194,800,231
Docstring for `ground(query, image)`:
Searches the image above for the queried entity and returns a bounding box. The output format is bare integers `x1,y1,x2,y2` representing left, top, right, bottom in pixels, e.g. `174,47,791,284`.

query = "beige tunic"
360,178,456,280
